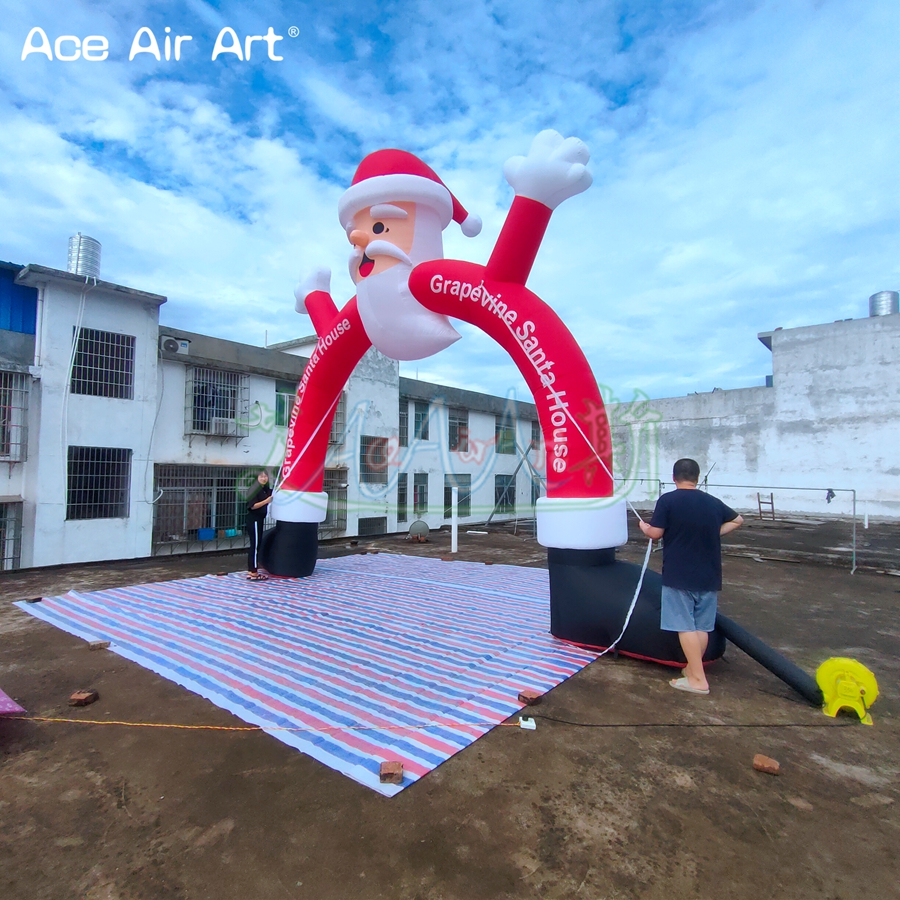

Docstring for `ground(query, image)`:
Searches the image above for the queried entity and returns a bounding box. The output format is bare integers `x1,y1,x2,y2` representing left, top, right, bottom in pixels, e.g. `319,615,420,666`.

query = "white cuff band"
271,490,329,523
536,497,628,550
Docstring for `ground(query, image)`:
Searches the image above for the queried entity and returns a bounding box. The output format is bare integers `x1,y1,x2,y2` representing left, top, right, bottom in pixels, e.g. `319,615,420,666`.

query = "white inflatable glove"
502,130,592,210
294,267,331,314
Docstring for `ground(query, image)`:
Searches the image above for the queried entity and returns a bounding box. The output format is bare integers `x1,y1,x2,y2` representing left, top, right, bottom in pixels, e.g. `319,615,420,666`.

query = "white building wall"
612,313,900,518
17,272,164,566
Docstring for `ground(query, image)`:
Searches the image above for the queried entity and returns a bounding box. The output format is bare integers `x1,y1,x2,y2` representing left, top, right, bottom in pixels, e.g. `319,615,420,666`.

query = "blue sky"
1,0,897,401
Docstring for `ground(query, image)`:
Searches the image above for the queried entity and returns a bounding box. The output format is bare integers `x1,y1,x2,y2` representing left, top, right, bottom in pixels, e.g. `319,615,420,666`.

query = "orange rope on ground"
7,715,521,733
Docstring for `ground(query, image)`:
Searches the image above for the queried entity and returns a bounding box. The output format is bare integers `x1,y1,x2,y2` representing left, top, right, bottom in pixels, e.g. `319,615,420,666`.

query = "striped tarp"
17,554,596,795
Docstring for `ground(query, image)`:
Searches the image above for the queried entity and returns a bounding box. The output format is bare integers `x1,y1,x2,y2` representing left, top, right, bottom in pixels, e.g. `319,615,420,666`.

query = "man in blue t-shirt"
639,458,743,695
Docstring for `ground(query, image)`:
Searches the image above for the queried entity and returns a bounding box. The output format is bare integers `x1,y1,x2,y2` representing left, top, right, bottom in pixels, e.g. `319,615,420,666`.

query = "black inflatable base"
548,548,726,666
259,521,319,578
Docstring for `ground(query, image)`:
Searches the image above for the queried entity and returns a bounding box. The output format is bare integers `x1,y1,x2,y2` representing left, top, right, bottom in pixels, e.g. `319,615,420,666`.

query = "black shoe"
259,521,319,578
547,547,726,665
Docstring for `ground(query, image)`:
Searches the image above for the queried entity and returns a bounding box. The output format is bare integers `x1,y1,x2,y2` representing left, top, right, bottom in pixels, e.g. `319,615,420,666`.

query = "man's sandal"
669,677,709,695
247,573,269,582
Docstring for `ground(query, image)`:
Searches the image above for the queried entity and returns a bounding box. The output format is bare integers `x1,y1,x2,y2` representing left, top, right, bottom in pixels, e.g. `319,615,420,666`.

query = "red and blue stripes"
18,555,595,796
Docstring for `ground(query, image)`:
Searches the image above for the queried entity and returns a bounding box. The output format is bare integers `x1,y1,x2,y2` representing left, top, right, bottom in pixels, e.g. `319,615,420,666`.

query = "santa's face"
349,201,460,360
348,202,417,283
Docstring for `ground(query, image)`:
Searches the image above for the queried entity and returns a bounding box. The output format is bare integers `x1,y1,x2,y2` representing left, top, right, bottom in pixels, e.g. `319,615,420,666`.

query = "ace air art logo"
20,25,295,62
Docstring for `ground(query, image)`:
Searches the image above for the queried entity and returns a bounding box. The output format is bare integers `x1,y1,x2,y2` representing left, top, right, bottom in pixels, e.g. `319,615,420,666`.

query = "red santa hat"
338,149,482,237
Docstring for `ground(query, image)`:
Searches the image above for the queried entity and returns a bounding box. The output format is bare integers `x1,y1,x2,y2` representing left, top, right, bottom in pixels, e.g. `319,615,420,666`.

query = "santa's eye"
372,222,385,234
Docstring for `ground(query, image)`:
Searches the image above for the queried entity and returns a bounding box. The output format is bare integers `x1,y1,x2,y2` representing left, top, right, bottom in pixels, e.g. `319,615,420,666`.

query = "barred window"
397,471,408,523
275,380,297,428
321,468,348,534
413,473,428,516
186,367,250,437
495,414,516,455
67,447,132,520
0,371,29,462
152,464,260,544
358,516,387,536
329,392,347,445
398,396,409,447
70,328,135,399
444,474,472,518
360,435,389,484
0,502,23,570
448,408,468,452
495,473,515,515
414,401,429,440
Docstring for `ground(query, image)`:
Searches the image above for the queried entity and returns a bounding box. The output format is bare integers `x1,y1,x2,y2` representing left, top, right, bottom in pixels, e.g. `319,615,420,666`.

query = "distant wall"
612,314,900,518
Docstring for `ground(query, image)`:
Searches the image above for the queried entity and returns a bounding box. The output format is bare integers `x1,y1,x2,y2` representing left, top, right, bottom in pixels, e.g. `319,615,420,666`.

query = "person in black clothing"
639,458,743,694
246,471,273,581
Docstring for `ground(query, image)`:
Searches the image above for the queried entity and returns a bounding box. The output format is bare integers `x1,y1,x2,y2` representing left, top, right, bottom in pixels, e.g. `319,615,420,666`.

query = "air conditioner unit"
211,416,237,436
159,335,191,355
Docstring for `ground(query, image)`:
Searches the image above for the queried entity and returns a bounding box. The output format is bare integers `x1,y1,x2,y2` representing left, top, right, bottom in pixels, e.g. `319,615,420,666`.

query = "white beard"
356,262,461,361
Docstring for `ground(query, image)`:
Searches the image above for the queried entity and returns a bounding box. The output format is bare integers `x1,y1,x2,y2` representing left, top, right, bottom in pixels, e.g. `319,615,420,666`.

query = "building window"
360,435,389,484
329,392,347,444
358,516,387,536
444,474,472,518
495,414,516,454
152,464,262,545
397,472,408,523
70,328,135,399
495,473,515,515
398,396,409,447
413,473,428,516
414,401,429,440
0,502,23,570
275,380,297,428
67,447,132,520
448,408,468,452
321,468,348,534
185,367,250,437
531,419,541,450
0,370,29,462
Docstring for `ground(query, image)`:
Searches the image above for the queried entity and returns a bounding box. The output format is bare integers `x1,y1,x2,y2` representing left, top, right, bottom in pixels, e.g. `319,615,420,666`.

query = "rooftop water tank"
67,233,101,278
868,291,898,317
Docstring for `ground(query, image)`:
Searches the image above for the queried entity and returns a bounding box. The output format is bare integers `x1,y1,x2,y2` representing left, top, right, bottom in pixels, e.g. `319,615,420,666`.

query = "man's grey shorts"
660,587,718,633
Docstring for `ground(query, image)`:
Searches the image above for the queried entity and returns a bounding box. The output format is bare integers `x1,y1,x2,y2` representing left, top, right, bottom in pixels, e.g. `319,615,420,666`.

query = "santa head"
338,150,481,361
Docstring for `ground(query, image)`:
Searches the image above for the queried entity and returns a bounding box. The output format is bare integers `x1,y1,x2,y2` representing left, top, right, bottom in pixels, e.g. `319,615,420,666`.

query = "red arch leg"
274,298,371,521
409,259,627,551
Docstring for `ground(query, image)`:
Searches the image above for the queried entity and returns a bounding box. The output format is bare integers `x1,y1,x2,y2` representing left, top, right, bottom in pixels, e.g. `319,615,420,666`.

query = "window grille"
531,476,542,508
495,414,516,454
359,435,389,484
414,401,429,440
67,447,132,520
397,471,408,523
185,367,250,438
413,472,428,516
0,502,23,570
358,516,387,536
70,328,135,399
275,379,297,428
329,392,347,444
448,408,468,452
444,474,472,518
495,473,515,514
152,464,261,544
0,370,29,462
398,396,409,447
321,468,348,534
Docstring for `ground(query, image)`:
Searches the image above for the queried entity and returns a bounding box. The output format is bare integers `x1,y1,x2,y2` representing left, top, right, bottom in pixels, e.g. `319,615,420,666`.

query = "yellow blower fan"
816,658,879,726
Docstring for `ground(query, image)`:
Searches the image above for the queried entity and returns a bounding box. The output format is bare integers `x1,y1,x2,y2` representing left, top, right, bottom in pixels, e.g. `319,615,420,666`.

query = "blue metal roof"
0,263,37,335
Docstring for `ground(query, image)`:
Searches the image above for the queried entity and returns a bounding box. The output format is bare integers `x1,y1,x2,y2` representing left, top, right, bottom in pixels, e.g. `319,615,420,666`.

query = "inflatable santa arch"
262,130,726,667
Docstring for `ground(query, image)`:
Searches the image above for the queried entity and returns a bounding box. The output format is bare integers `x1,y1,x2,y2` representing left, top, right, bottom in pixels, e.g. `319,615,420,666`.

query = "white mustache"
349,240,413,270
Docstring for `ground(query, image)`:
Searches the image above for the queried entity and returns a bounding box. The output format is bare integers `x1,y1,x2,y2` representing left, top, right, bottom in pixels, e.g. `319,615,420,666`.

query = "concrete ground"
1,518,897,900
